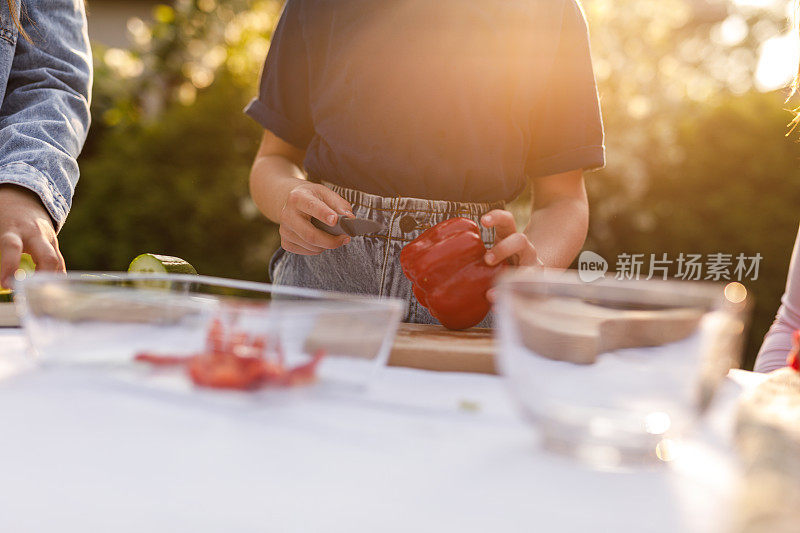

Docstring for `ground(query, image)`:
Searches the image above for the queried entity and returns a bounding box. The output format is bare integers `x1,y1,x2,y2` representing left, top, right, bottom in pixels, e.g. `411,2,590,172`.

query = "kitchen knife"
311,215,384,237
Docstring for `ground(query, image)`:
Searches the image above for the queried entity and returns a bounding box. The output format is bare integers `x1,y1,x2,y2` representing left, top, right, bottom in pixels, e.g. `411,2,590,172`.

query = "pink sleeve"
754,227,800,372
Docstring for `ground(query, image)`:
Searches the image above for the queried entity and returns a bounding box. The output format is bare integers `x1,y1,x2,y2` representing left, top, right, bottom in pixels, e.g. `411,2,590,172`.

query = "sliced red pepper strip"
206,319,226,354
134,353,192,366
281,349,326,387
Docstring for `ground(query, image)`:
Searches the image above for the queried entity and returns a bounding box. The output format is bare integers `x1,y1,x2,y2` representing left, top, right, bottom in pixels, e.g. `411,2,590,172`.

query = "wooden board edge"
0,302,19,327
388,346,497,375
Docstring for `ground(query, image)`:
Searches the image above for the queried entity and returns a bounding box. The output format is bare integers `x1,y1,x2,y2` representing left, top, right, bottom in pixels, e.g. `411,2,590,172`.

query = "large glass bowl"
14,273,405,394
495,269,749,469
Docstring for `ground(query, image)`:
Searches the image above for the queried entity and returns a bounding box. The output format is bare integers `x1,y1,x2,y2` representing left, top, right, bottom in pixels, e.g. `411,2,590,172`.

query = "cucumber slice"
128,253,197,290
128,254,197,275
0,252,36,301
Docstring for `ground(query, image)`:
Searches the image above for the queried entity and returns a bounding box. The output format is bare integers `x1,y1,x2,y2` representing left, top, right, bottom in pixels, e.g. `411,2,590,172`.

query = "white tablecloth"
0,329,760,533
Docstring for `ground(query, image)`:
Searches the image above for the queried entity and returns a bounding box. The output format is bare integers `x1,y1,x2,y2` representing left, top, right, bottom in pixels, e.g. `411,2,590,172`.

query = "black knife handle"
311,215,348,236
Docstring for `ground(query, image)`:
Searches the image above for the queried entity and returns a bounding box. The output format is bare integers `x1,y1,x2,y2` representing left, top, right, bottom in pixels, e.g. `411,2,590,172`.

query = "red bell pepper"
400,217,501,330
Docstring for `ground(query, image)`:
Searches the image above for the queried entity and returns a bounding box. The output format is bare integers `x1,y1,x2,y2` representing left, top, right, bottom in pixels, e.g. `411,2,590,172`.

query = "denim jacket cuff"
0,162,70,231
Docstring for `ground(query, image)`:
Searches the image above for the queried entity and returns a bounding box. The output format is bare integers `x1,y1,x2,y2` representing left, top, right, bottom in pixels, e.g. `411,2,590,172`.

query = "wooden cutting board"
386,301,704,374
0,302,17,327
511,298,703,365
388,324,497,374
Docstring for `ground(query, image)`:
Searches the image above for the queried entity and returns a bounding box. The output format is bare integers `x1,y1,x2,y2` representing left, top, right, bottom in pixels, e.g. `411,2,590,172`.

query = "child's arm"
245,2,354,256
0,0,92,288
755,227,800,372
249,130,353,256
481,169,588,269
478,1,598,270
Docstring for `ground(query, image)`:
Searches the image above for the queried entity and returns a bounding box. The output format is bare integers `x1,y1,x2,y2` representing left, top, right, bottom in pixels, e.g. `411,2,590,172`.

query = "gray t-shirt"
245,0,605,203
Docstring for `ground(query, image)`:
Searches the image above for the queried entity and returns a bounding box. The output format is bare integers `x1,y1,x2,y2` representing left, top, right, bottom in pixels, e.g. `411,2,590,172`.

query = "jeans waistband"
322,182,505,216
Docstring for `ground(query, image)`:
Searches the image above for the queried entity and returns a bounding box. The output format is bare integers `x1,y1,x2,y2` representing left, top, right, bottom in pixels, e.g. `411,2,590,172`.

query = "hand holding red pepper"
400,217,501,330
481,209,544,268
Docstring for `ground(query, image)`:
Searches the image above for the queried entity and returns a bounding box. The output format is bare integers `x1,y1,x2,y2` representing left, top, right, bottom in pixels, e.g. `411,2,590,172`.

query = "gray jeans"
269,182,504,326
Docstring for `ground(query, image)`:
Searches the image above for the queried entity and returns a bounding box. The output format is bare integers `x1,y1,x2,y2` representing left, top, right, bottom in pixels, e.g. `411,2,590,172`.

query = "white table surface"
0,329,762,533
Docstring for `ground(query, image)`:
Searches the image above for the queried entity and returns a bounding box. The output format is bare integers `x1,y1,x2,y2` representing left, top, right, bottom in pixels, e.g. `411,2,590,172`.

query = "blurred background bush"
65,0,800,368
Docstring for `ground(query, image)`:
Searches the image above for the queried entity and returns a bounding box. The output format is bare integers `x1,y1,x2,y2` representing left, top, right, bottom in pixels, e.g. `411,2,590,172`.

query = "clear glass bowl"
15,273,405,393
495,269,749,469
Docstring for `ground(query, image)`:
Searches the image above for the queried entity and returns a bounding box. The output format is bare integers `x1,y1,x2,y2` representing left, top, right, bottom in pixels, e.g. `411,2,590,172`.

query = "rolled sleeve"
244,0,313,149
0,0,92,231
244,97,311,149
526,0,605,178
526,145,605,178
0,161,69,223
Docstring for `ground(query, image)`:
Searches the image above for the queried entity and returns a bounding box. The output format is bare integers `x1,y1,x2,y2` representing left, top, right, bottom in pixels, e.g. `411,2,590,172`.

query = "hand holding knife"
311,215,383,237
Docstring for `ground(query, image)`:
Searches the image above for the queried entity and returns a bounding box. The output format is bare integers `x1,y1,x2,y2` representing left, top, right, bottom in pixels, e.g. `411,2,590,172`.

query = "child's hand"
480,209,543,267
0,185,65,289
279,182,354,255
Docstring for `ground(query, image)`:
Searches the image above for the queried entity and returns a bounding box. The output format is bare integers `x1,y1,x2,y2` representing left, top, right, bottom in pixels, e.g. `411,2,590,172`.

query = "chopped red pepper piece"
187,352,280,390
134,319,326,390
281,349,326,386
400,217,501,330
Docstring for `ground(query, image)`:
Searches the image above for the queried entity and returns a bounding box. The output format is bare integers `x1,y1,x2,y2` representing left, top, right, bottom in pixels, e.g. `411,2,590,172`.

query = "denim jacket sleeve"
0,0,92,231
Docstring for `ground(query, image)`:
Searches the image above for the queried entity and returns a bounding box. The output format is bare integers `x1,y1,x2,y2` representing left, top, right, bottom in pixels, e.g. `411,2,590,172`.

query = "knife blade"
311,215,384,237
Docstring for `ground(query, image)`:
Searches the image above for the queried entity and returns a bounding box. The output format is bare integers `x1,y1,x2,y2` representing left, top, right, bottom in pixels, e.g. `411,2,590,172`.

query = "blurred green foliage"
517,0,796,369
59,71,277,280
60,0,281,281
587,91,800,369
61,0,800,368
582,0,796,368
507,90,799,369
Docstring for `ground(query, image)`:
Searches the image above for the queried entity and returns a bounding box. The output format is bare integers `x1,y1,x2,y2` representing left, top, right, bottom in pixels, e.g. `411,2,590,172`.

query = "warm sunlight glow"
644,412,672,435
718,15,749,46
724,282,748,304
734,0,781,7
755,33,799,92
655,438,680,462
